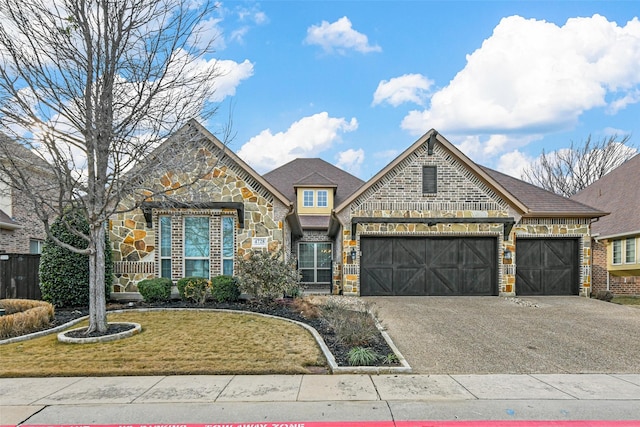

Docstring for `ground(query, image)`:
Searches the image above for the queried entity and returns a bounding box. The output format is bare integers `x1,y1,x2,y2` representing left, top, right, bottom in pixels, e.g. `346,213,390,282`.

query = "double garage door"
360,237,498,296
360,236,578,296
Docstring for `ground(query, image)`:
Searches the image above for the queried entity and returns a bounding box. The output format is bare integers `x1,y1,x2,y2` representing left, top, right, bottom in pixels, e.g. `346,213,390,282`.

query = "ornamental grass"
1,310,326,377
0,299,55,339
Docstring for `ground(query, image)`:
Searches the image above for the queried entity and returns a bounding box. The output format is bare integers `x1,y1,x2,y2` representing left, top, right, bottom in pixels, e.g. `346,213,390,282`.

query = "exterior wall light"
504,249,512,260
350,248,357,261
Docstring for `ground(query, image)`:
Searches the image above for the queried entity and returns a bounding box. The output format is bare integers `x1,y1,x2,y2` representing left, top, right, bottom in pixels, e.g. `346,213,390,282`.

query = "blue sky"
201,1,640,180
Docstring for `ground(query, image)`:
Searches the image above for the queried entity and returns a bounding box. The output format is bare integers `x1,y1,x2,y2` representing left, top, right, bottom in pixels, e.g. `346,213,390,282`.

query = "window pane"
317,190,328,207
223,259,234,276
626,238,636,263
317,243,332,268
161,259,171,278
185,259,209,278
301,269,315,283
160,216,171,257
222,217,234,258
29,240,42,254
299,243,315,268
184,217,209,257
303,190,314,207
316,269,332,283
613,240,622,264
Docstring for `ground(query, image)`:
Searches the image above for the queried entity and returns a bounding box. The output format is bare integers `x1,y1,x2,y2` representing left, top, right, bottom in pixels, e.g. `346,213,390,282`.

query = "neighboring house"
264,159,364,292
111,121,606,298
0,136,50,254
571,154,640,295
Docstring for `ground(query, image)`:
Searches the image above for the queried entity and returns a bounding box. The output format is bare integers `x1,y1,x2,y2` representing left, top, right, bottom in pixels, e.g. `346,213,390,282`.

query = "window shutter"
422,166,437,194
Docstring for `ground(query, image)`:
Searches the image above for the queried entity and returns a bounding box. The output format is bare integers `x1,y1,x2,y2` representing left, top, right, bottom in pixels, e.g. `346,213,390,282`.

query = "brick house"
331,130,605,297
571,154,640,295
0,136,51,255
110,122,606,298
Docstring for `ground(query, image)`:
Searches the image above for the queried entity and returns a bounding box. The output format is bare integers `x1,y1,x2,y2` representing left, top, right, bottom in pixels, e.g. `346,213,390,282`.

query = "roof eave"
596,229,640,241
522,211,609,219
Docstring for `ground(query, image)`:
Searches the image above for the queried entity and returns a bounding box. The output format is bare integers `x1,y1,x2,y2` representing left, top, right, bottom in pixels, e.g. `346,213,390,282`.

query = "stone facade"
333,141,595,297
109,125,288,292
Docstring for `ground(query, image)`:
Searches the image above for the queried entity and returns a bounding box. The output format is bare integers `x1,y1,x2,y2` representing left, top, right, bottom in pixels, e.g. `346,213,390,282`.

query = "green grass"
612,295,640,306
1,310,326,377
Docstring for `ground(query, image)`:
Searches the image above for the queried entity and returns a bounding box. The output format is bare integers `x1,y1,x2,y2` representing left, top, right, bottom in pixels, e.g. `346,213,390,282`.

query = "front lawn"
612,295,640,306
1,310,325,377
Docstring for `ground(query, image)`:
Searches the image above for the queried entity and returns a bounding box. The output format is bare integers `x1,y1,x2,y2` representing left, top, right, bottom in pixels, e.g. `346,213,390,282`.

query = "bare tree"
521,134,636,197
0,0,222,333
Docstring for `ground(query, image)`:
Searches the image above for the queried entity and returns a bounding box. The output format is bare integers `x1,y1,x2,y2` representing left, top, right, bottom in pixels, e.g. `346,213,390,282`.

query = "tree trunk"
87,223,108,333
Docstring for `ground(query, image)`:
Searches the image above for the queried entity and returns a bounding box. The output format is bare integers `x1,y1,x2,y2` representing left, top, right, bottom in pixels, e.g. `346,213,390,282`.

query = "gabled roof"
264,158,364,206
481,166,607,218
294,172,337,188
335,130,606,219
571,154,640,238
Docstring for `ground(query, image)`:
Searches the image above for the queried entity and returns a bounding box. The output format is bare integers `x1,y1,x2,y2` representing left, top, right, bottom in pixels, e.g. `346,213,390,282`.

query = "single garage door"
360,237,497,296
515,238,579,295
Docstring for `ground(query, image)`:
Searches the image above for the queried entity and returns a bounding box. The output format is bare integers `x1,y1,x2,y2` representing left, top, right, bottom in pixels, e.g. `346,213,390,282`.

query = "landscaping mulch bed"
37,298,399,367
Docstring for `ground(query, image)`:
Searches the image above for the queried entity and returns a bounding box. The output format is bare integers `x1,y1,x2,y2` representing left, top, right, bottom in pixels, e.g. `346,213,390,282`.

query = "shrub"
177,276,210,304
322,302,379,347
235,250,300,300
39,210,113,307
137,278,173,303
594,290,614,302
347,347,380,366
0,299,55,339
211,275,240,302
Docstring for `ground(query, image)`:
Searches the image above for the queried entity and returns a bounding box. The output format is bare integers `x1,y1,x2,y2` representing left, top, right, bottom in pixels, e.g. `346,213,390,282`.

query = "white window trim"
159,216,172,278
303,190,314,207
624,237,636,265
317,190,328,207
612,239,622,265
221,216,235,275
298,242,332,284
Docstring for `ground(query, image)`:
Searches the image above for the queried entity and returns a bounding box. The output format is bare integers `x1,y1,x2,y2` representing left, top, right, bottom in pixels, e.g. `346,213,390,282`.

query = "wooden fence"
0,254,42,300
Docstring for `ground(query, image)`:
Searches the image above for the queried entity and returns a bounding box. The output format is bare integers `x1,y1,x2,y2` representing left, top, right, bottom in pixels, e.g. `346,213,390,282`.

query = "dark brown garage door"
516,238,579,295
360,237,498,296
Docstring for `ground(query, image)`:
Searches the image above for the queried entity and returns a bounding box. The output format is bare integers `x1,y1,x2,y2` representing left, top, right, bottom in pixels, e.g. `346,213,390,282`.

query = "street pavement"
2,374,640,426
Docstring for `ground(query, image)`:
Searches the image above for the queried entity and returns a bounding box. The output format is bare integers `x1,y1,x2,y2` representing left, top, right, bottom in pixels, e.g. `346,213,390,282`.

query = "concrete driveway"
364,296,640,374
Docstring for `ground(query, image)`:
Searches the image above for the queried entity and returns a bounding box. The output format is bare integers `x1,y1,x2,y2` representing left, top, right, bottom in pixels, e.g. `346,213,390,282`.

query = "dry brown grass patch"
0,299,55,339
1,310,326,377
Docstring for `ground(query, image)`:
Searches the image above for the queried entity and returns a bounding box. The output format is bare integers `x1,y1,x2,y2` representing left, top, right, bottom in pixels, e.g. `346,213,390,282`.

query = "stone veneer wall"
109,134,288,292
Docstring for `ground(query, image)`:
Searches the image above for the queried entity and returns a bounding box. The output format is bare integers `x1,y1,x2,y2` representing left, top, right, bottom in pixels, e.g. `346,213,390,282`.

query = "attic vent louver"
427,131,438,155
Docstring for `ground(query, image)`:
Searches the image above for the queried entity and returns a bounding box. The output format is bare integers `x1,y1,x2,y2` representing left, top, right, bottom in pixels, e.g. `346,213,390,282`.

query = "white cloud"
401,14,640,136
210,59,254,101
305,16,381,55
336,148,365,176
191,16,226,51
496,150,535,178
372,74,434,107
237,112,359,172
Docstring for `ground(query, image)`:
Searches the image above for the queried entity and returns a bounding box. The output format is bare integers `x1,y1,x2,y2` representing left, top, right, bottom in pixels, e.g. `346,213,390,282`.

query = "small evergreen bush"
347,347,380,366
177,276,210,304
211,275,240,302
137,278,173,303
235,250,300,300
594,290,614,302
39,211,113,307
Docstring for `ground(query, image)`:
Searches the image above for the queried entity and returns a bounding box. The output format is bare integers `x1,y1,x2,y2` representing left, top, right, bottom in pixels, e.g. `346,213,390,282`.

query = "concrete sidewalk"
2,374,640,425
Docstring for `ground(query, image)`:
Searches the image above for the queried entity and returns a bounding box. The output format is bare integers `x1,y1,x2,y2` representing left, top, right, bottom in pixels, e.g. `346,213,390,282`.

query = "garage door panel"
361,267,393,296
395,267,427,295
516,238,578,296
361,237,497,296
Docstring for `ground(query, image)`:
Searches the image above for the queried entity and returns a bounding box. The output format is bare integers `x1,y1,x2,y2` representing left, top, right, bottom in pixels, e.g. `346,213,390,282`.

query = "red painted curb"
15,421,640,427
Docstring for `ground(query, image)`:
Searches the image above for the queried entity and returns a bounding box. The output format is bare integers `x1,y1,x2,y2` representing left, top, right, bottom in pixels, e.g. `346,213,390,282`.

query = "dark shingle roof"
480,166,607,217
571,154,640,238
264,158,364,206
